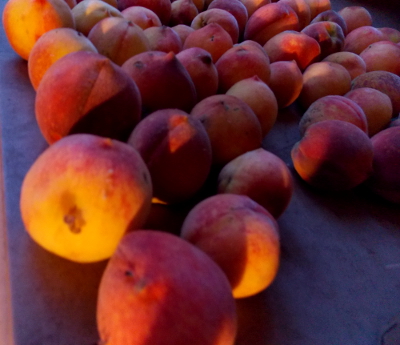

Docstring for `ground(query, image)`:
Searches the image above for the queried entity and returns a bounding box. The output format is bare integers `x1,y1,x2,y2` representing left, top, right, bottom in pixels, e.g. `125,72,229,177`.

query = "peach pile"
4,0,400,342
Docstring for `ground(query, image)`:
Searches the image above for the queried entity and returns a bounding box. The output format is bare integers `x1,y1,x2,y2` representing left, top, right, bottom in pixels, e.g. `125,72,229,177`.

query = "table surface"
1,1,400,345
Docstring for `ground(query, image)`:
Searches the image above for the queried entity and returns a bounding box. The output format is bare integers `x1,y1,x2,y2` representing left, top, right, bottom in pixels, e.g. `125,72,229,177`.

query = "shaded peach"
302,0,331,20
337,6,372,33
238,0,270,18
121,6,162,30
360,40,400,76
143,25,183,53
310,9,347,35
291,120,373,191
279,0,311,30
169,0,198,26
378,27,400,44
322,51,366,80
343,25,385,55
117,0,171,24
171,24,195,45
64,0,77,9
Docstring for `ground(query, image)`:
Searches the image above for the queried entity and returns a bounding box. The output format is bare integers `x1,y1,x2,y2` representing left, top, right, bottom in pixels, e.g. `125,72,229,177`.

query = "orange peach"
337,6,372,33
28,27,97,90
344,88,393,137
143,25,183,54
169,0,198,26
268,60,303,108
299,61,352,110
183,22,234,62
322,51,366,80
302,0,331,20
20,133,153,262
120,6,162,30
2,0,75,60
279,0,311,30
117,0,171,24
190,94,263,166
309,9,347,35
298,95,368,136
127,109,212,204
343,25,385,55
291,119,373,191
121,51,196,114
171,24,195,45
88,17,150,66
217,148,293,218
176,47,219,101
97,230,237,345
35,51,142,144
238,0,270,18
225,75,278,137
263,30,320,71
378,27,400,44
360,40,400,76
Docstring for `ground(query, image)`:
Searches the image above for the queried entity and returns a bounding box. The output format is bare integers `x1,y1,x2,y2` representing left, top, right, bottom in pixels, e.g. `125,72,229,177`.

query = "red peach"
117,0,171,24
337,6,372,33
169,0,198,26
238,0,270,18
310,9,347,35
378,27,400,44
322,51,366,80
121,6,162,30
279,0,311,30
171,24,195,45
302,0,331,20
343,26,385,55
143,25,183,54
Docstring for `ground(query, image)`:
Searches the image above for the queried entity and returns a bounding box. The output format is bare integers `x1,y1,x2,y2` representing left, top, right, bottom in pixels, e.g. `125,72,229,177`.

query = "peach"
279,0,311,30
238,0,270,18
190,94,263,166
20,134,153,262
191,0,205,12
208,0,248,37
35,51,142,144
268,60,303,108
215,42,271,93
176,47,219,101
343,26,385,55
183,22,233,62
344,88,393,137
143,25,183,54
301,20,345,59
291,120,373,191
71,0,123,36
169,0,198,26
298,95,368,136
117,0,171,24
121,51,196,114
121,6,162,30
243,2,300,46
299,61,352,110
263,30,321,71
359,40,400,76
378,27,400,44
64,0,77,9
322,51,366,80
97,230,237,345
2,0,75,60
88,17,150,66
171,24,195,45
302,0,331,20
310,9,347,35
28,27,97,90
365,126,400,203
337,6,372,33
217,148,293,218
181,193,280,298
191,8,240,44
351,71,400,116
225,75,278,137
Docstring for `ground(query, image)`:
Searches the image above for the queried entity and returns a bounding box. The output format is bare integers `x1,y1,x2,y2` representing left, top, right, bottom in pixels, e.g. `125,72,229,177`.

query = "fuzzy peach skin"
143,25,183,54
181,193,280,298
169,0,198,26
302,0,330,20
127,109,212,204
279,0,311,30
97,230,237,345
322,51,366,80
190,94,263,166
2,0,75,60
118,0,171,24
20,134,153,263
28,27,97,90
342,26,385,55
171,24,195,45
121,6,162,30
298,95,368,136
378,27,400,44
238,0,270,18
337,6,372,33
217,148,294,218
309,9,347,35
344,88,393,137
35,51,142,144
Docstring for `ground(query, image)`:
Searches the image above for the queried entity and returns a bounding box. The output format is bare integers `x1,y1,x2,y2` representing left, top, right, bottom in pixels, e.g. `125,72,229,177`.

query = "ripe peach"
215,42,271,93
2,0,75,60
88,17,150,66
64,0,76,9
238,0,270,18
337,6,372,33
279,0,311,30
191,8,240,44
310,9,347,35
365,126,400,203
143,25,183,54
35,51,142,144
299,61,352,110
169,0,198,26
268,60,303,108
191,0,205,12
97,230,237,345
217,148,293,218
120,6,162,30
176,47,219,101
351,71,400,116
298,95,368,136
20,134,153,263
291,120,373,191
302,0,331,20
225,75,278,137
322,51,366,80
117,0,171,24
190,94,263,166
243,2,300,46
181,193,280,299
183,22,233,62
28,27,97,90
263,30,321,71
344,88,393,137
343,26,385,55
378,27,400,44
171,24,195,45
121,51,196,114
127,109,212,204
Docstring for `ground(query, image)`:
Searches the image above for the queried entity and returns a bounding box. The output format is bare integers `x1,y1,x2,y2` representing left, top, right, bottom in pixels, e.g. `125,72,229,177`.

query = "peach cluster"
4,0,400,343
